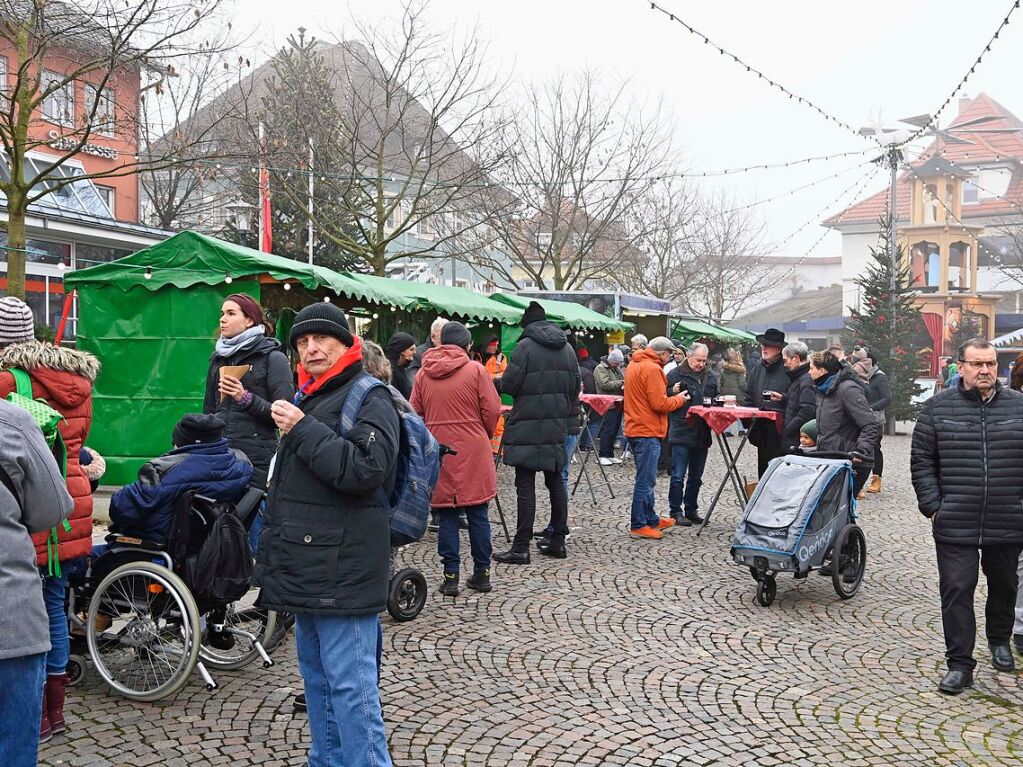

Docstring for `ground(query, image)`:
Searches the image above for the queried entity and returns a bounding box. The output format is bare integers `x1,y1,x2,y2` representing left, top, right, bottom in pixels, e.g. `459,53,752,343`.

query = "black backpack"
178,494,252,611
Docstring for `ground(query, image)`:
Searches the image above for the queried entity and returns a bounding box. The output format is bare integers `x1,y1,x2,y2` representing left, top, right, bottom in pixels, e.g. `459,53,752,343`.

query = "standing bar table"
684,405,782,535
571,394,623,501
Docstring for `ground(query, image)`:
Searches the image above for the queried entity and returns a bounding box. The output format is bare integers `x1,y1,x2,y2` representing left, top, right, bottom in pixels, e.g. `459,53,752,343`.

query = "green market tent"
350,274,522,324
671,317,757,345
490,293,633,332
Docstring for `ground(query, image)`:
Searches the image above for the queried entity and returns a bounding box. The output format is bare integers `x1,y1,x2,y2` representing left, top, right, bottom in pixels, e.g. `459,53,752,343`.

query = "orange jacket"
623,347,686,438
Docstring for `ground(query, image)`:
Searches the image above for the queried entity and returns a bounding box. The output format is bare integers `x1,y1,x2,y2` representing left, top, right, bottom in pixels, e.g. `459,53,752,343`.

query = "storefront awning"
491,293,634,332
671,317,757,345
348,274,522,324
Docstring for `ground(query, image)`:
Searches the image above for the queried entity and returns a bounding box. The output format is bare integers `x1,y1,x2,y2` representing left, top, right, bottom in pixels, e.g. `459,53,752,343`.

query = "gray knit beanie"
0,297,35,345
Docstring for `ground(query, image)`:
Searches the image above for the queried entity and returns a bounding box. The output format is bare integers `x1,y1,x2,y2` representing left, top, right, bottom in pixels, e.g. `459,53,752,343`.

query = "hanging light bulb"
57,261,66,271
225,274,233,284
144,266,153,280
323,296,331,302
372,312,379,319
390,306,397,312
283,282,291,291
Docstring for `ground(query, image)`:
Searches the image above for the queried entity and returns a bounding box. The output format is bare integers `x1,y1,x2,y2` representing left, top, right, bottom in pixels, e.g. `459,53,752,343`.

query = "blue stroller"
730,452,868,607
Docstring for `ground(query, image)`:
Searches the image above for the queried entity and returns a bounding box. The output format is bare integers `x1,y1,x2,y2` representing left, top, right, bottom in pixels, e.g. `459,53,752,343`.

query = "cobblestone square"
39,431,1023,766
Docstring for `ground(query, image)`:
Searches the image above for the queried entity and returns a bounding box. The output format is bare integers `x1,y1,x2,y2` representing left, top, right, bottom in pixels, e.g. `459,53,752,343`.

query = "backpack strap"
9,367,33,398
338,374,386,438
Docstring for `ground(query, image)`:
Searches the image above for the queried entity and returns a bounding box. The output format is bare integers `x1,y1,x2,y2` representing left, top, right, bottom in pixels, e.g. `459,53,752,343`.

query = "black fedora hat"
755,327,786,347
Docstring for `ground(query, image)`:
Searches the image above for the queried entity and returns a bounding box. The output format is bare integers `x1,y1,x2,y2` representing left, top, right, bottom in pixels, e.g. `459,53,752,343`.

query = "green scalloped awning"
346,273,523,324
490,293,633,332
64,231,416,309
671,317,757,344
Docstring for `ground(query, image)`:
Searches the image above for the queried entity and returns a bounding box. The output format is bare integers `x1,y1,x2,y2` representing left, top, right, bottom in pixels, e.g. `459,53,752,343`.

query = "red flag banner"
259,163,273,253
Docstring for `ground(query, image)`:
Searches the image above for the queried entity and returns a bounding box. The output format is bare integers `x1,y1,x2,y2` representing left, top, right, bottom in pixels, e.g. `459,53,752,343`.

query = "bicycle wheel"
86,561,201,702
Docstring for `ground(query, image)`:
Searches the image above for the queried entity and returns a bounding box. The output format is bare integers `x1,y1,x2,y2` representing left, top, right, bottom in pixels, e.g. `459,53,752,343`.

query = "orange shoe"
655,517,676,531
630,525,663,540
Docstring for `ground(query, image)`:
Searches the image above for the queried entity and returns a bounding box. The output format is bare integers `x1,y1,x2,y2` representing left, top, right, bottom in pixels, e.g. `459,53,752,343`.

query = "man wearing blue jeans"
666,343,717,526
258,303,399,766
0,400,74,767
622,337,688,540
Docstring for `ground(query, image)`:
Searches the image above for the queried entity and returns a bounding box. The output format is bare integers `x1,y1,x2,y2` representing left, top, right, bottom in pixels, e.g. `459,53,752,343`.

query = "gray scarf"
215,325,265,359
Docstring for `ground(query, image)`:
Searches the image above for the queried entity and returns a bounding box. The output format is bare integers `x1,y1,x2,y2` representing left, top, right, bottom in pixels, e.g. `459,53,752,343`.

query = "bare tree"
0,0,241,298
991,222,1023,288
481,70,677,291
250,2,509,276
139,50,253,230
611,178,703,302
675,192,772,320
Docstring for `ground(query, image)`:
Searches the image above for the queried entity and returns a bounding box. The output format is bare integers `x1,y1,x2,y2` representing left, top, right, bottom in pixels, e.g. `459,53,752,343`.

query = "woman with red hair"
203,294,295,534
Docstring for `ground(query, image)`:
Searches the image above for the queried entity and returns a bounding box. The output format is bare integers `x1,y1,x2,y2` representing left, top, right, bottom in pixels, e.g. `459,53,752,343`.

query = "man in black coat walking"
665,343,717,525
744,328,790,476
911,338,1023,695
495,302,580,563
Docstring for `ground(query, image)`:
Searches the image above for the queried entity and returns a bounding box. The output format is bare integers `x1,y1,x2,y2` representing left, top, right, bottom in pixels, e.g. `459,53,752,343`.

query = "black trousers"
853,466,871,496
598,408,623,458
756,438,785,477
873,436,884,477
935,541,1023,671
512,467,568,550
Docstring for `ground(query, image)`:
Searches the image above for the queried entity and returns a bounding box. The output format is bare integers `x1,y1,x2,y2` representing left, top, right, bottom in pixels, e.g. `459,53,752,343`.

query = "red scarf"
296,335,364,399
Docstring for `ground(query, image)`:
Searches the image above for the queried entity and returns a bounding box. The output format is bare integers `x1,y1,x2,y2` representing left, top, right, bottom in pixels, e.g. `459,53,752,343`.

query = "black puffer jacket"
743,356,789,447
666,361,718,448
501,321,581,472
204,336,295,489
814,368,880,458
255,363,399,615
782,363,816,448
911,382,1023,545
865,368,892,417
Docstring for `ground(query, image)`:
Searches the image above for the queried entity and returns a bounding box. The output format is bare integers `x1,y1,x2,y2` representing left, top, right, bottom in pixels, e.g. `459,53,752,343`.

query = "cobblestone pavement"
39,430,1023,766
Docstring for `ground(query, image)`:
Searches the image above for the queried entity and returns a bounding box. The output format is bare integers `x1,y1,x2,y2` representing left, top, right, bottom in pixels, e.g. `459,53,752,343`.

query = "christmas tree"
844,217,928,423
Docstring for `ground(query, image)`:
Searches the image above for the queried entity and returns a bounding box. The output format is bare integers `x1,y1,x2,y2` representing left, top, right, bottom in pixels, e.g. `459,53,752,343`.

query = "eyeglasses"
960,360,998,369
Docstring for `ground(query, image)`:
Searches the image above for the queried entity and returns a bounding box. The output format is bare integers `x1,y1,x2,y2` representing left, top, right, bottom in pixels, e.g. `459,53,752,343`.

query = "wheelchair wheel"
199,590,278,671
387,567,427,622
86,561,201,702
66,654,87,686
831,524,867,599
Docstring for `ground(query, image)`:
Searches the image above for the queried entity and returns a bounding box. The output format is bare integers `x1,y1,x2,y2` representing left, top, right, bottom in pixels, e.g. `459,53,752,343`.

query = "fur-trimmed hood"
0,341,99,409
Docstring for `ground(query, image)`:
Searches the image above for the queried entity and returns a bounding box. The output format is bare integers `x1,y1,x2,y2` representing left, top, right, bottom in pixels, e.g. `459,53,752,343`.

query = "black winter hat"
386,331,417,358
173,413,226,446
441,321,473,348
520,300,546,327
289,301,354,350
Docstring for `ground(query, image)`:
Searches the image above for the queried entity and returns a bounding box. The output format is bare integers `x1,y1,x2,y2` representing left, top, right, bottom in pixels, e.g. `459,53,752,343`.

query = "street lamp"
226,199,256,249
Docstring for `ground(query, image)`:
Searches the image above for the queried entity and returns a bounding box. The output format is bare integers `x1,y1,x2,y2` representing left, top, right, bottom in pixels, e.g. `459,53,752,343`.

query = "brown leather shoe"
867,475,882,494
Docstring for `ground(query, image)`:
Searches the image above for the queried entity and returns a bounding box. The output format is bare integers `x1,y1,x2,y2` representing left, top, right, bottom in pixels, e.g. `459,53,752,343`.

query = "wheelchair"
66,487,278,702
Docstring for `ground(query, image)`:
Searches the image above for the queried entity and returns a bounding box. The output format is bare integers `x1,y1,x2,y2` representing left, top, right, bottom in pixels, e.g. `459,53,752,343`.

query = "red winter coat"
410,345,501,508
0,341,98,566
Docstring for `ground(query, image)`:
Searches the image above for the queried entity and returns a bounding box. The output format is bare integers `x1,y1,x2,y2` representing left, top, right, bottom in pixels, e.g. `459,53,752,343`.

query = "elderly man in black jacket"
769,341,816,450
744,328,790,476
260,302,399,765
495,301,580,563
911,338,1023,695
666,343,717,525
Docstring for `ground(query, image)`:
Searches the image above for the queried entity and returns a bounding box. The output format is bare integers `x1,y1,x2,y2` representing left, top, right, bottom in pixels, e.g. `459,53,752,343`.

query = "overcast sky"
238,0,1023,262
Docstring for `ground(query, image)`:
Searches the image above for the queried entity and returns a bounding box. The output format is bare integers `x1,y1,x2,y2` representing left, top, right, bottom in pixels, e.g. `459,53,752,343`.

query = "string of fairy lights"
901,0,1022,146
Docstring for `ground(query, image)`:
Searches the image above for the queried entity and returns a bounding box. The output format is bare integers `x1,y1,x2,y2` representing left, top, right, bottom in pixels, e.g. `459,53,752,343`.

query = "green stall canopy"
671,317,757,345
349,274,523,324
65,230,416,309
490,294,634,332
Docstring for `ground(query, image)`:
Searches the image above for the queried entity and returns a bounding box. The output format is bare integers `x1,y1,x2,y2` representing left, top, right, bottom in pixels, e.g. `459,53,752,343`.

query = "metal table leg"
718,431,749,503
697,431,750,537
492,451,510,542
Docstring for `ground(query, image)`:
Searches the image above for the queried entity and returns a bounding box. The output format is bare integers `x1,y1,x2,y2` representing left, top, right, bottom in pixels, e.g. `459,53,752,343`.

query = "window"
537,231,553,248
0,57,7,100
963,180,979,205
75,243,131,267
83,84,115,136
41,70,74,126
95,184,115,216
0,153,115,219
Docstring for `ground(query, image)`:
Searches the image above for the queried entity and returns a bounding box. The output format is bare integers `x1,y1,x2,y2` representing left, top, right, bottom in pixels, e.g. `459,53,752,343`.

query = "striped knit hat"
0,297,35,345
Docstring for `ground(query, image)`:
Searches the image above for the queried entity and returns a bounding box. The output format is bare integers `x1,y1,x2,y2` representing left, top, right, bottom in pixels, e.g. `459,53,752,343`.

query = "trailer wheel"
756,577,777,607
832,524,867,599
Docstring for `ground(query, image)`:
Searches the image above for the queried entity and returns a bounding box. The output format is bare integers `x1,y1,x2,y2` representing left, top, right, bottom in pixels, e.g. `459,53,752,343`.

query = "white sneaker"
611,457,623,464
621,451,633,460
598,457,614,466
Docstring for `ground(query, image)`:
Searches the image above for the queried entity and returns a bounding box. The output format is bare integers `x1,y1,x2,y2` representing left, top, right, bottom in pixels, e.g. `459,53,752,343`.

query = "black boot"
685,511,704,525
466,569,492,593
293,692,307,711
938,669,973,694
991,642,1015,672
494,548,530,565
537,538,567,559
438,572,459,596
672,513,692,527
